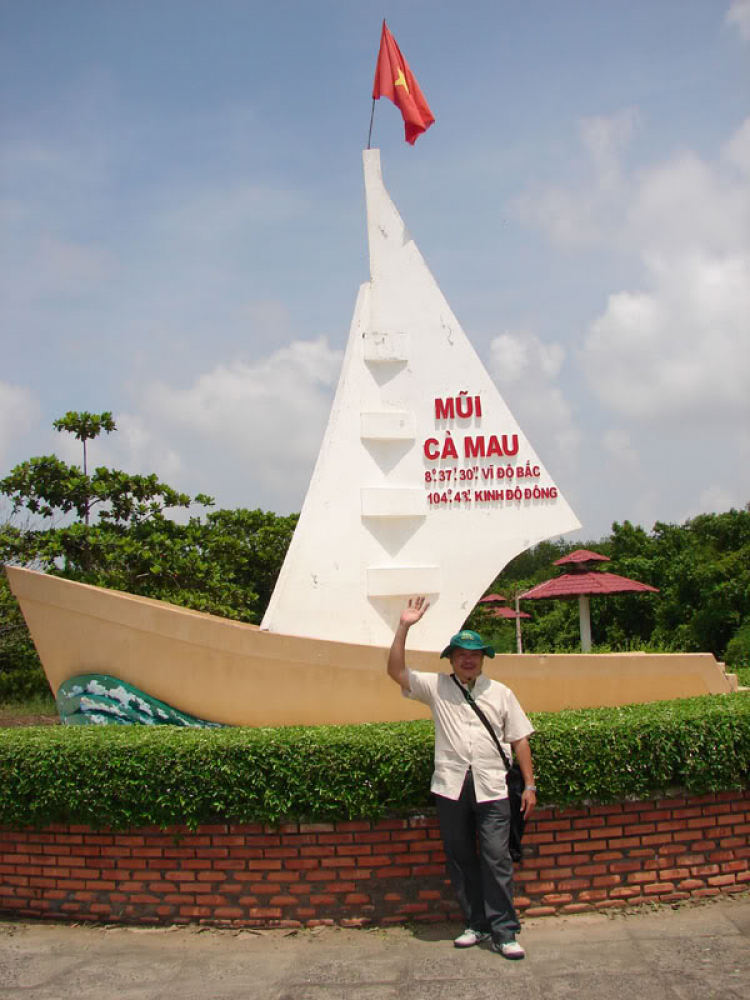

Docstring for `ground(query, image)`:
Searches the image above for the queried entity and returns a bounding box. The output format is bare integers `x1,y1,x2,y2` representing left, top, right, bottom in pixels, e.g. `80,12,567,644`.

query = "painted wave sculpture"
57,675,224,727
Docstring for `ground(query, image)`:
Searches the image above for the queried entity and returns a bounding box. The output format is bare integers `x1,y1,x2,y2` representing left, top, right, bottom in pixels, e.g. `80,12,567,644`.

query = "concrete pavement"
1,894,749,1000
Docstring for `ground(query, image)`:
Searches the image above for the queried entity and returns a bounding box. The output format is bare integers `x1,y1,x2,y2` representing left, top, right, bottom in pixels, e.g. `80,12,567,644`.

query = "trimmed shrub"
1,694,748,831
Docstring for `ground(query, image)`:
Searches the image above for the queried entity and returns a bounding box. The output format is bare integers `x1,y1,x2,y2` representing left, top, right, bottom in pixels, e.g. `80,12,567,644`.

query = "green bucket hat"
440,629,495,659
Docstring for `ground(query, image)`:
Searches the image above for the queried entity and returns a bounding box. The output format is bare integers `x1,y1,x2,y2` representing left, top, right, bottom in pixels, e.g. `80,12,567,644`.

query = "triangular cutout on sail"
262,150,580,651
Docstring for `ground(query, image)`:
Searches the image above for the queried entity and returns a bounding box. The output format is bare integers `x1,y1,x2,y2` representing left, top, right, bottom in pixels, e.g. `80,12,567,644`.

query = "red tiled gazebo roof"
490,606,531,619
521,571,659,600
478,593,506,604
554,549,610,566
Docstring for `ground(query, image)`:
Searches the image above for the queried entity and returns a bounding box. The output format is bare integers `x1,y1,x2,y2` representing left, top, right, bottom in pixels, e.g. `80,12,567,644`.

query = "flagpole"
366,98,376,149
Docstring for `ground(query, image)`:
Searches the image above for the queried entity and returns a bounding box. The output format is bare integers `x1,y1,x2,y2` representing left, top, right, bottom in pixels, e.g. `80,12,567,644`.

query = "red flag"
372,21,435,145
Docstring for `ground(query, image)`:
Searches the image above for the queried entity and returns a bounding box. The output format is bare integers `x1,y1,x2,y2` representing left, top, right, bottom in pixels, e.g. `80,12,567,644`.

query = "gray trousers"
435,770,520,943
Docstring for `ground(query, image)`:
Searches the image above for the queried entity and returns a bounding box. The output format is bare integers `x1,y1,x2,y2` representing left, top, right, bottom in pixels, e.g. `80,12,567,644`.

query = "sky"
1,0,749,543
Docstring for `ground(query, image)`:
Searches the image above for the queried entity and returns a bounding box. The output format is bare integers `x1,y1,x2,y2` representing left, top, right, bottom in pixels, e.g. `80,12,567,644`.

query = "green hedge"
1,694,749,831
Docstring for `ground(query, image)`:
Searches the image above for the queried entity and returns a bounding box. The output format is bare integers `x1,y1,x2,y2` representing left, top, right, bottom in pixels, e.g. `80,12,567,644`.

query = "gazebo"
477,593,530,619
519,549,659,652
476,593,531,653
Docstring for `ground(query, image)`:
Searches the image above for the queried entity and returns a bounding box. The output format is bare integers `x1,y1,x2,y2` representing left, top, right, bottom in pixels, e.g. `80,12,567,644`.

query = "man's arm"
510,736,537,819
387,596,430,691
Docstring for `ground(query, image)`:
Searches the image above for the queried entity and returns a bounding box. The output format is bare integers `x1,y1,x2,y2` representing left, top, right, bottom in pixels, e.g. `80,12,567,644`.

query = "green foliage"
0,693,56,715
0,720,435,829
725,619,750,670
0,456,197,527
0,576,48,701
53,410,116,444
531,694,750,802
1,694,748,830
200,508,298,612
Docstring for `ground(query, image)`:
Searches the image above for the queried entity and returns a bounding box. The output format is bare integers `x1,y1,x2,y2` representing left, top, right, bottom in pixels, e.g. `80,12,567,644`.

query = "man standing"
387,596,536,959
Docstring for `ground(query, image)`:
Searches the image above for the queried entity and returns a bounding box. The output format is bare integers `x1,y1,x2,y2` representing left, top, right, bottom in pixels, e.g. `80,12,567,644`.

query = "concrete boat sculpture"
6,151,734,724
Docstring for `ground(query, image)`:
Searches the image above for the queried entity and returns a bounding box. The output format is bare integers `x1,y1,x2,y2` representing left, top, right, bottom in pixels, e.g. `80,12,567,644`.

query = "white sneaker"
453,928,490,948
492,940,525,960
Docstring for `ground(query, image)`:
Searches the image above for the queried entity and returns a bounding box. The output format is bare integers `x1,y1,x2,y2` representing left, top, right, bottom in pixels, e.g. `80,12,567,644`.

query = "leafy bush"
531,694,750,802
725,619,750,670
0,576,49,701
1,693,748,831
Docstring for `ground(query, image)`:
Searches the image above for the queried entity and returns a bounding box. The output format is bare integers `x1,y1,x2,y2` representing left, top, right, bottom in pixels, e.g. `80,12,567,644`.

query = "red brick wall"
2,790,748,927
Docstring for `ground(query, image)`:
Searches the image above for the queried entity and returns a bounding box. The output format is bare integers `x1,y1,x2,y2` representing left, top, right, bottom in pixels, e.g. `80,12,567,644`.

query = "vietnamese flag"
372,21,435,145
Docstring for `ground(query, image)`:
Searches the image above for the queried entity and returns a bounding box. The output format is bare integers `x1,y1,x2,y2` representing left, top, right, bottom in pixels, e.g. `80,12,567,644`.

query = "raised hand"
400,596,430,628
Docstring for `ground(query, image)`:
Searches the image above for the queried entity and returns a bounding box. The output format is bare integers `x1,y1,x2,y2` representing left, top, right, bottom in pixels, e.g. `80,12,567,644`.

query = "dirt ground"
0,711,59,727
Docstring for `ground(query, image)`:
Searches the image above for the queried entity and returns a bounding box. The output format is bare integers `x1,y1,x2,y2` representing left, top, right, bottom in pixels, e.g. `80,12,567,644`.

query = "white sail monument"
262,150,580,651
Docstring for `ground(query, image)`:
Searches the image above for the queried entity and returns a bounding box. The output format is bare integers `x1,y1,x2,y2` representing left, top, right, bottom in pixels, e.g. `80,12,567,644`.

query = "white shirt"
404,669,534,802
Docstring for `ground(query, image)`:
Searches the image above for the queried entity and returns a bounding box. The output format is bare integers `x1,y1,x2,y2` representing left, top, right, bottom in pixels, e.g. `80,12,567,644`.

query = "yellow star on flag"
394,68,410,95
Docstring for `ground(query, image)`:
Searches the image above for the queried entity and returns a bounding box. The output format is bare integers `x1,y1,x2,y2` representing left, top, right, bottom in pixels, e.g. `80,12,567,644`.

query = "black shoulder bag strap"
451,673,527,862
450,673,512,772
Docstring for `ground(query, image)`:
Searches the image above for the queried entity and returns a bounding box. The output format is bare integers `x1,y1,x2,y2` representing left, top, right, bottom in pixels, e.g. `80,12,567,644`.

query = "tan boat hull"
6,567,735,726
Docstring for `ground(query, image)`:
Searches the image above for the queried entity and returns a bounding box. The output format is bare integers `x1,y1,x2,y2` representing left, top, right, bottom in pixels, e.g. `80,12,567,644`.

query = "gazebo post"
579,594,592,652
515,593,523,654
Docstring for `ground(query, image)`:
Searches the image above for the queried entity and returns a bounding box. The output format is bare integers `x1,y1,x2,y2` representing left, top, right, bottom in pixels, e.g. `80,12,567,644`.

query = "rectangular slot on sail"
363,332,408,362
366,566,440,597
361,488,425,518
360,411,415,440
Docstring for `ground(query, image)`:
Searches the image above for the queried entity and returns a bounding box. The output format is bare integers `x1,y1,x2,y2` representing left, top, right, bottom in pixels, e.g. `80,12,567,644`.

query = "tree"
200,508,298,611
0,572,48,700
2,407,204,529
53,410,116,525
1,412,299,628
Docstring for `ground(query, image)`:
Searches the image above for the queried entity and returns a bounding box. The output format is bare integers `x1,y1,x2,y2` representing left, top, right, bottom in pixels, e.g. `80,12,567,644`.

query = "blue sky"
2,0,749,542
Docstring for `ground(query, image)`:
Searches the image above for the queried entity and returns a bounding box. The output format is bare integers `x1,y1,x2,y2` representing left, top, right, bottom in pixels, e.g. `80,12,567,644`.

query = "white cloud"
487,330,580,473
582,115,750,427
93,337,344,512
516,115,750,431
579,109,640,191
36,235,113,295
489,331,565,384
727,0,750,40
696,484,739,514
515,109,639,247
0,382,40,466
156,180,305,246
602,429,640,469
488,332,530,382
94,414,184,483
584,251,750,424
723,116,750,172
513,108,750,536
627,150,749,257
